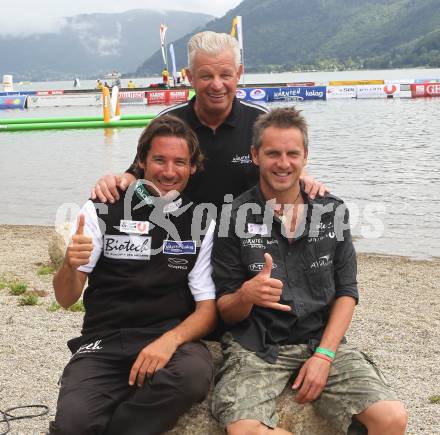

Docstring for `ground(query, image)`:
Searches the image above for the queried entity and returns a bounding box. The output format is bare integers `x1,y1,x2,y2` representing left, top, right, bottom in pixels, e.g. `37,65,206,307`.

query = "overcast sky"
1,0,242,36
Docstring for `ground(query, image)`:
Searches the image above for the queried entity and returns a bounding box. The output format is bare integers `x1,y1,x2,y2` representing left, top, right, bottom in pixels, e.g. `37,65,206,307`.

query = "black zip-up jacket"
82,187,206,335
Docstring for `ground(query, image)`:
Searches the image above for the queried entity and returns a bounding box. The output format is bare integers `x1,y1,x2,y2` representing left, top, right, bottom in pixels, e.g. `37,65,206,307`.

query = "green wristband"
315,347,335,359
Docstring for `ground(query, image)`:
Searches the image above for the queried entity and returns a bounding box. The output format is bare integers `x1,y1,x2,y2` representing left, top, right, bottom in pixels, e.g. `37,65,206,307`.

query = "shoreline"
0,224,439,434
2,223,438,262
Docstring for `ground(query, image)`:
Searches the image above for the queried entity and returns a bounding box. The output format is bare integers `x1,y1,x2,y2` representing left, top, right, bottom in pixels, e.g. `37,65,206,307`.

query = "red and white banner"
145,89,190,105
36,90,65,95
410,83,440,98
168,90,190,103
146,90,167,105
356,84,401,99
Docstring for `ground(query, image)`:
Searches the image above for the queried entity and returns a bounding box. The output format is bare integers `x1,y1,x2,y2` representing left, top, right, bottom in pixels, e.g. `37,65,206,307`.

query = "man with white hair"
91,31,327,211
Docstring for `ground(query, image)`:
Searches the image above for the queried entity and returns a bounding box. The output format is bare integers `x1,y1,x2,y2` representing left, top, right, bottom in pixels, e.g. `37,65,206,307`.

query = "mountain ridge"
136,0,440,74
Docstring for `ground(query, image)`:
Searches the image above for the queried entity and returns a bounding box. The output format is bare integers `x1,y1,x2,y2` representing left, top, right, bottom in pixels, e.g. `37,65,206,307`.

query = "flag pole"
239,16,245,87
231,16,245,86
165,31,169,73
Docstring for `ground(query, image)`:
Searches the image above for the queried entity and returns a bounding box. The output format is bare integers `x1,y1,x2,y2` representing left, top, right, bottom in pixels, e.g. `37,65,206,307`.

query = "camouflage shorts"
212,334,398,433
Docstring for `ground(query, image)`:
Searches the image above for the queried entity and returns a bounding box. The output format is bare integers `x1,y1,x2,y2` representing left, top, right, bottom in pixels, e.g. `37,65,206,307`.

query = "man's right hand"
240,253,290,312
65,214,93,269
90,172,136,203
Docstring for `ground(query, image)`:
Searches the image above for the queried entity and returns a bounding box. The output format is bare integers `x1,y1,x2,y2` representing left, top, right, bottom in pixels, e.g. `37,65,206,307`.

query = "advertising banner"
414,78,440,84
329,80,384,86
267,86,326,102
0,95,27,109
235,88,269,102
146,90,167,105
326,86,356,99
410,83,440,98
356,84,400,99
0,91,35,96
119,91,146,104
26,94,102,107
235,88,247,100
36,90,65,96
384,79,414,85
168,89,190,104
286,82,316,87
145,89,190,105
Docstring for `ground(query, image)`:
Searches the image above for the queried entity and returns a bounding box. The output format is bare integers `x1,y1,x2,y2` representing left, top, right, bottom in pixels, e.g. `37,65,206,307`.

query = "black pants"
50,329,213,435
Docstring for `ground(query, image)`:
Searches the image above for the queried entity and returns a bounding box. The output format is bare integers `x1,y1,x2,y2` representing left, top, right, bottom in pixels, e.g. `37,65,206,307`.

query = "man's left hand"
292,356,331,403
300,175,329,200
129,333,178,387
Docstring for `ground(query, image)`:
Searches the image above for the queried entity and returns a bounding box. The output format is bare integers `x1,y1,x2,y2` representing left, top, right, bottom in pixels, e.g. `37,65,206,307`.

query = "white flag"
160,23,168,66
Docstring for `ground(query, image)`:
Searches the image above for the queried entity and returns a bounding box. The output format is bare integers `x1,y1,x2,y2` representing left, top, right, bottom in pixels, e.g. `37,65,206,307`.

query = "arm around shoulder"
91,172,136,203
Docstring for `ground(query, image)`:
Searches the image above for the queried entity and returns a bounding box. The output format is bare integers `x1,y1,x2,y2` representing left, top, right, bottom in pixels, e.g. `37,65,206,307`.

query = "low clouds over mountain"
1,9,213,80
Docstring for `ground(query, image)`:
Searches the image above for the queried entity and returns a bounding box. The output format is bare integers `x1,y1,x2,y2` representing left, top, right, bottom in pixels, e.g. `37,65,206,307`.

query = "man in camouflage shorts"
211,107,408,435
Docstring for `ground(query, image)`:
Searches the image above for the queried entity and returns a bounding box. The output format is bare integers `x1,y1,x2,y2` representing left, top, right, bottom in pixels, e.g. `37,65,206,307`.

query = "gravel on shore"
0,225,439,435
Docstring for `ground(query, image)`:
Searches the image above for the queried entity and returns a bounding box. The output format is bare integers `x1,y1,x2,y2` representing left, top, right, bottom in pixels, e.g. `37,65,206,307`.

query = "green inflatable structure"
0,114,156,132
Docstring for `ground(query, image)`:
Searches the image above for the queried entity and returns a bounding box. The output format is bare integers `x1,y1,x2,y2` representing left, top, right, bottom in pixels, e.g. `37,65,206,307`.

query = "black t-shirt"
128,97,267,211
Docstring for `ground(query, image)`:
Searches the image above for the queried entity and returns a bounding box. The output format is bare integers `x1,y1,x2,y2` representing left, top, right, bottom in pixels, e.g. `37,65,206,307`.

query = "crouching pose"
51,115,217,435
211,108,407,435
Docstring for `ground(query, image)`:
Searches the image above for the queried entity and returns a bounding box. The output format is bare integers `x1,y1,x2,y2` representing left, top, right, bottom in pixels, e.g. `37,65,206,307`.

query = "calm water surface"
0,70,439,259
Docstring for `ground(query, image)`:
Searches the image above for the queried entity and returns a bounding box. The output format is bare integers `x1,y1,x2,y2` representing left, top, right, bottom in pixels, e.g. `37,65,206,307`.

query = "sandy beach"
0,224,439,434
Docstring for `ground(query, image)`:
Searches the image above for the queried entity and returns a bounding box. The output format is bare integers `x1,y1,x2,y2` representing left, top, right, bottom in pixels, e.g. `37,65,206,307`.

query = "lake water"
0,69,439,259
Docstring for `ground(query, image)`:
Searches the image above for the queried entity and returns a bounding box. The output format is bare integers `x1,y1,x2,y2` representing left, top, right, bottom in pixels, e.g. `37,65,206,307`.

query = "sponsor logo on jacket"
248,262,277,272
310,255,333,270
167,257,189,270
104,235,151,260
163,240,196,255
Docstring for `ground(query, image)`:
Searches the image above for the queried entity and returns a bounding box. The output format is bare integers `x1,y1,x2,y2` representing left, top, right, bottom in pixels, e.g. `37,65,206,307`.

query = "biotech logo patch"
74,340,103,356
104,235,151,260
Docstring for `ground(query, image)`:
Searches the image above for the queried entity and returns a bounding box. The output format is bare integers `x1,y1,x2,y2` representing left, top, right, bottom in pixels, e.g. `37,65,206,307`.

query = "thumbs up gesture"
241,253,291,312
260,252,275,276
65,214,93,269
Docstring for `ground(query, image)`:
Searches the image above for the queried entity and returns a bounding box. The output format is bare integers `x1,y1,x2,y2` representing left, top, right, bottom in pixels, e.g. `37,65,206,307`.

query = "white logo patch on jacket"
104,235,151,260
248,223,268,235
119,219,150,234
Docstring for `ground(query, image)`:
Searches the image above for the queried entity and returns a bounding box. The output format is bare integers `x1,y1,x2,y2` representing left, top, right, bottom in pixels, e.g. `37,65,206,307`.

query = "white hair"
187,31,241,71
